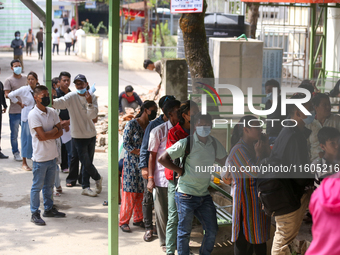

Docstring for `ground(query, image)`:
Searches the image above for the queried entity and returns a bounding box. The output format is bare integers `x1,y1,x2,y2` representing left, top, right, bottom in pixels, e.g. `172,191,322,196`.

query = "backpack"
256,157,301,217
173,135,217,185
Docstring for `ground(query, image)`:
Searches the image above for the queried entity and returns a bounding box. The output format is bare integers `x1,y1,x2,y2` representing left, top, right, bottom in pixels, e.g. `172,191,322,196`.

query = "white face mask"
196,126,211,137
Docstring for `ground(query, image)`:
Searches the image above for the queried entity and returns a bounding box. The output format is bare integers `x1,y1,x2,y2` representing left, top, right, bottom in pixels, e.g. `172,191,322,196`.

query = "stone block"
122,43,148,70
162,59,188,102
219,57,241,79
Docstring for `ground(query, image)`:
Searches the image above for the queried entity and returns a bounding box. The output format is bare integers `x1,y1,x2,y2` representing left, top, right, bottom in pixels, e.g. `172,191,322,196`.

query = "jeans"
175,192,218,255
55,165,61,188
166,180,178,253
26,42,33,55
72,137,101,189
21,121,33,159
66,138,83,185
143,178,154,230
53,43,59,54
37,42,43,59
65,42,72,55
9,113,21,154
30,159,57,214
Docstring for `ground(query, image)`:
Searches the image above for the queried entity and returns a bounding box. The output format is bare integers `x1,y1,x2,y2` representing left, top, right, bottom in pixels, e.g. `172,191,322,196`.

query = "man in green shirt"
159,113,227,255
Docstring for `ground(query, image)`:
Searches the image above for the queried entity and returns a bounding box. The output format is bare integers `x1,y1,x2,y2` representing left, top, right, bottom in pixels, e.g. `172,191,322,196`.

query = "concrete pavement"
0,49,233,255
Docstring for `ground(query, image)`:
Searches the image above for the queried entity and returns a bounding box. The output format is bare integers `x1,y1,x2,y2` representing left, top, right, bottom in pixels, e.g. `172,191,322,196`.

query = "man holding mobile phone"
53,74,102,197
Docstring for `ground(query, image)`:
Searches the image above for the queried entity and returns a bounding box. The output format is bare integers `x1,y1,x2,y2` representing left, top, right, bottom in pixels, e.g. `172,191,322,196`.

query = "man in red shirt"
119,85,143,114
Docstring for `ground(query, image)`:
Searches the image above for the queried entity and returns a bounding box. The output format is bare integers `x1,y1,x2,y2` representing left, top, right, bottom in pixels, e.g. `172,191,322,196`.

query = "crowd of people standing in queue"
2,44,340,253
0,58,101,226
117,78,340,255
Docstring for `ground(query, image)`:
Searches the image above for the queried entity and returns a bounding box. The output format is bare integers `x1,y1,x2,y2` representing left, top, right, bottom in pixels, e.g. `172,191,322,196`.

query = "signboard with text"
171,0,203,13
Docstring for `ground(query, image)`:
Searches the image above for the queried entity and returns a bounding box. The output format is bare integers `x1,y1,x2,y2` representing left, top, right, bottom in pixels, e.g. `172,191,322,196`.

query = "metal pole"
309,4,316,79
108,0,119,254
322,4,327,85
45,0,52,98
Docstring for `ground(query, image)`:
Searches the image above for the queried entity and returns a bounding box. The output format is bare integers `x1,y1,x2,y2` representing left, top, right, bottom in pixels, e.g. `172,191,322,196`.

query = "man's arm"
118,92,123,113
158,151,183,176
10,40,16,49
34,123,63,141
147,151,157,192
52,95,69,109
134,92,143,106
85,92,98,120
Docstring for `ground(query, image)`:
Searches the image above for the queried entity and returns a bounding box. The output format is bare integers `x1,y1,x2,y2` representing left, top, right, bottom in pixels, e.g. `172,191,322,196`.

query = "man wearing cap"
53,74,102,197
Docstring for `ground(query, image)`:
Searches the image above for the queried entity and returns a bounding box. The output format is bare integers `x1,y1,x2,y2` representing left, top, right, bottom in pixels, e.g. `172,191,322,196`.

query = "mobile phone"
89,83,96,95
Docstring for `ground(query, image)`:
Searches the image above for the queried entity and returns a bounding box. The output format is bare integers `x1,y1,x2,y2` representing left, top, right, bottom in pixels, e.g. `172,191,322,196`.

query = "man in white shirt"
74,26,85,55
28,86,65,225
147,99,180,251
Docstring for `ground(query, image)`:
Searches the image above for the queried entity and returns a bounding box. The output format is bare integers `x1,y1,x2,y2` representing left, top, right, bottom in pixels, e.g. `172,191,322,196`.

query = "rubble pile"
95,88,158,153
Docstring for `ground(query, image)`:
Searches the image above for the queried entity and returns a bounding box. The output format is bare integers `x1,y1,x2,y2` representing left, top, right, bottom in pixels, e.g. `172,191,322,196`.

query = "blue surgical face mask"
76,88,87,94
303,110,316,125
196,126,211,137
16,36,20,40
13,66,22,75
266,92,272,101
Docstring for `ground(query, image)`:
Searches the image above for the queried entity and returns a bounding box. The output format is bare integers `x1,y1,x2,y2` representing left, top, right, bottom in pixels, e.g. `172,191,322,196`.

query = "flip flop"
22,165,32,171
66,183,74,187
120,224,131,233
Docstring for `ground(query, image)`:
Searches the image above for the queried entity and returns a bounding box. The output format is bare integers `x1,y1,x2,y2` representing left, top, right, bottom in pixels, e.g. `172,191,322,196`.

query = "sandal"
133,221,145,228
66,183,74,187
22,165,32,171
120,224,131,233
56,186,62,193
53,191,61,197
103,200,108,206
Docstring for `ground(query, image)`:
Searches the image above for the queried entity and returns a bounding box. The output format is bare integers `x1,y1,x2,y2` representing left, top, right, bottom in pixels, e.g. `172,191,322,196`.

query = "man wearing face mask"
147,99,181,252
28,85,65,225
158,113,228,255
11,31,25,73
268,93,315,255
4,59,26,161
264,79,284,145
53,74,102,197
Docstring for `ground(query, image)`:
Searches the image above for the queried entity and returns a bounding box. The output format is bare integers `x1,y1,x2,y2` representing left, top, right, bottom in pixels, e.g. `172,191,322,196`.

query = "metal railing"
147,46,177,62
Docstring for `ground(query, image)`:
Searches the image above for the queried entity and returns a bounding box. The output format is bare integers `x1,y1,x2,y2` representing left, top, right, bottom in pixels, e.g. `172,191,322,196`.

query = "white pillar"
326,7,340,74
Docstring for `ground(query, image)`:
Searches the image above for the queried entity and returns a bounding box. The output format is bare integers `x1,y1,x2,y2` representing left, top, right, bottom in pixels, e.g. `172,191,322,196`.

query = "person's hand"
61,120,70,130
64,125,70,132
119,112,124,116
19,46,22,49
2,108,6,114
85,91,92,104
131,149,140,156
255,140,264,158
176,168,184,178
35,133,43,141
141,168,148,179
147,178,155,193
18,102,25,108
222,176,232,185
52,88,57,97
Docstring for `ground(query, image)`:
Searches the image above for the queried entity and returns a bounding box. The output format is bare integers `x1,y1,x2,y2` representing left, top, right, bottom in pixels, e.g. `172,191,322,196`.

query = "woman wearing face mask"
8,71,39,171
119,100,158,233
306,93,340,161
228,115,271,255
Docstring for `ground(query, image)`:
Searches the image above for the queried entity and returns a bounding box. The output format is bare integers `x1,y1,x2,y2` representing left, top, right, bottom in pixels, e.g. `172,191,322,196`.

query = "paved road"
0,49,233,255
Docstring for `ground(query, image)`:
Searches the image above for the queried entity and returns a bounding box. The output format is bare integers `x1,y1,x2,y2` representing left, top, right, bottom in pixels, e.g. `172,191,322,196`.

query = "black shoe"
31,212,46,225
0,152,9,159
43,207,66,218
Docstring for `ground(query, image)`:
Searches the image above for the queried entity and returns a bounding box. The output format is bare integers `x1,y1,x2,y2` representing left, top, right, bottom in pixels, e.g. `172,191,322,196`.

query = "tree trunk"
246,3,259,39
143,0,149,44
154,6,165,56
179,0,217,116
